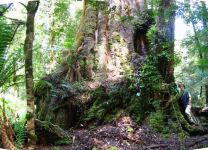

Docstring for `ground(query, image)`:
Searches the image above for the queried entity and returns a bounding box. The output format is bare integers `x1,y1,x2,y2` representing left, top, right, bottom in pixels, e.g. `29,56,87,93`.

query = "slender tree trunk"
48,0,56,72
24,1,39,149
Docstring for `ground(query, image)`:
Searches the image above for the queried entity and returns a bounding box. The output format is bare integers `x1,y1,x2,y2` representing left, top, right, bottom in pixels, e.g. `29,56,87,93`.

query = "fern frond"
0,17,24,91
14,121,27,150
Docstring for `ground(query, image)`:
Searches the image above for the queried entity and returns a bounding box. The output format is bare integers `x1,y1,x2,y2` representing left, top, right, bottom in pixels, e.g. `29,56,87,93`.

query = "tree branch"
2,16,25,24
19,2,27,9
0,3,13,16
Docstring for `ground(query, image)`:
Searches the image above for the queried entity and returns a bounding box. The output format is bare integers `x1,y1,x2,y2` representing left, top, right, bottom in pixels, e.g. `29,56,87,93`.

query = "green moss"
34,80,51,96
107,146,119,150
75,3,98,49
26,112,33,121
52,104,66,111
88,0,108,12
148,110,168,133
55,137,72,146
54,147,64,150
83,81,147,124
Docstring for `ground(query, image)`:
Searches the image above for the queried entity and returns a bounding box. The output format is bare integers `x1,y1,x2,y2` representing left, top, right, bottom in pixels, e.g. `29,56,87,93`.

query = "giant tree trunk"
71,0,176,102
65,0,150,83
157,0,175,83
36,0,153,129
37,0,181,131
24,1,39,149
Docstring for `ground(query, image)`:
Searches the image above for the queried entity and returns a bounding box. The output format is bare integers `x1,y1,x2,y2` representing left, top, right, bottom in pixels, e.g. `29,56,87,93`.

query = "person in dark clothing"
179,83,195,124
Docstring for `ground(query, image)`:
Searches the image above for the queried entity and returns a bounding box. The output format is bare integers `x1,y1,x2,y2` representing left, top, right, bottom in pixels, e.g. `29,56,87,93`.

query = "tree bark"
24,1,39,149
157,0,175,83
36,0,153,128
65,0,151,82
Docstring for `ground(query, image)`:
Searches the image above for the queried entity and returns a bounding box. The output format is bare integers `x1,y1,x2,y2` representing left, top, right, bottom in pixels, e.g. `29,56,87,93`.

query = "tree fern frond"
0,17,24,91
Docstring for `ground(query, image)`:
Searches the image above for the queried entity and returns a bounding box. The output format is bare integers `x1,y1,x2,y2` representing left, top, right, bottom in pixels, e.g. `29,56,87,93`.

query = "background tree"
179,0,208,106
23,1,39,148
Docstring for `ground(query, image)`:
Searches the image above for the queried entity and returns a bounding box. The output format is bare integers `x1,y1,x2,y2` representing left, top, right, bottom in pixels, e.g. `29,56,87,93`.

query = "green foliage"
107,146,119,150
84,80,149,123
133,10,154,30
197,59,208,69
147,25,158,43
148,111,168,134
84,86,121,122
14,120,27,149
51,0,71,42
140,56,162,95
119,15,134,25
64,12,81,49
127,126,134,133
35,78,75,101
84,86,108,121
178,1,208,102
73,79,87,90
173,52,182,66
34,79,52,96
0,18,13,57
92,146,97,150
54,147,64,150
0,18,24,91
120,10,153,30
88,0,108,11
55,137,72,146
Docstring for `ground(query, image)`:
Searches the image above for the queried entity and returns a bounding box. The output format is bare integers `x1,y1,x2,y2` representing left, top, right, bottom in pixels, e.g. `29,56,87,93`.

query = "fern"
14,120,27,150
0,18,13,68
0,17,24,91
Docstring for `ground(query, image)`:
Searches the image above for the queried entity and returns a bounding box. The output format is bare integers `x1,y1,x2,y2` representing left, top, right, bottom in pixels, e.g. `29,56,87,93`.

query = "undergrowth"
83,80,150,124
14,119,27,149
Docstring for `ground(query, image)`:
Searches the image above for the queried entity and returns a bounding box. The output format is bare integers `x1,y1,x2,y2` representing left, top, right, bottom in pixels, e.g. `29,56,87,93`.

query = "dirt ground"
35,116,208,150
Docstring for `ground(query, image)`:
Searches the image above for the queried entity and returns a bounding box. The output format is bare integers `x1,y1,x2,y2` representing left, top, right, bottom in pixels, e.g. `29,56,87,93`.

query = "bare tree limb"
2,15,25,24
19,2,27,9
0,3,13,16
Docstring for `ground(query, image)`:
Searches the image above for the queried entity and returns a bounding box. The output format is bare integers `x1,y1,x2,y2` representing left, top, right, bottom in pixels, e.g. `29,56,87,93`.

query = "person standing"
178,83,195,124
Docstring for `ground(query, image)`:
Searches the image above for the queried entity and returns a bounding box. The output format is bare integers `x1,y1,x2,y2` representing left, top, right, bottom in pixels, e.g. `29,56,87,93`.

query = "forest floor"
36,116,208,150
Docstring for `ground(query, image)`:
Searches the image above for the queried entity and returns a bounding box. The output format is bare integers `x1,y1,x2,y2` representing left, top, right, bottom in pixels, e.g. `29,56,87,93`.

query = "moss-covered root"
35,119,69,139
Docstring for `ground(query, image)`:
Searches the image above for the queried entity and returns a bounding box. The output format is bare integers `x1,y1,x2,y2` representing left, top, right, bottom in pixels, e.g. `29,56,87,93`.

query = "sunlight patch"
0,0,36,5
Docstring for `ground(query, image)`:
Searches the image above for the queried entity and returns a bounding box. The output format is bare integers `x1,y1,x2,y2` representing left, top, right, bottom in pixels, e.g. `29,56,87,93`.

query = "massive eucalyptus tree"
66,0,151,83
35,0,178,129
